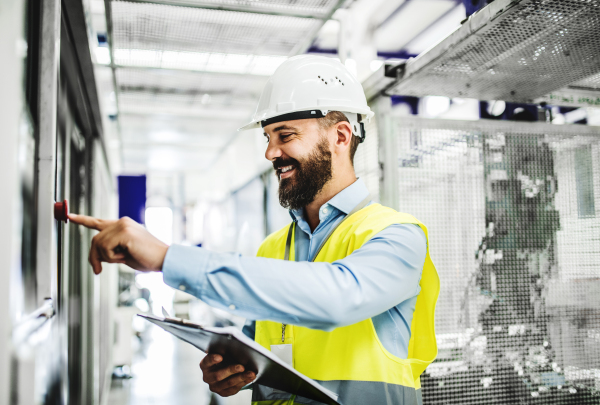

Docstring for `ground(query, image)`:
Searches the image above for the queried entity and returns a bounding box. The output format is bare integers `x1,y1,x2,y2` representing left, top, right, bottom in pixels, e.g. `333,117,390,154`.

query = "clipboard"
139,314,340,405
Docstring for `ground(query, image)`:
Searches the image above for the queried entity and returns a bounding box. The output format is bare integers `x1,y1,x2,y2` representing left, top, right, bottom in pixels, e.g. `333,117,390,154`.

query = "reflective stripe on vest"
253,203,440,405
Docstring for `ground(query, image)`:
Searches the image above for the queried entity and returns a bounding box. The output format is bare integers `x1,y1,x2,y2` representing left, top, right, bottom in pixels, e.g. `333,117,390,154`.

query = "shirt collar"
289,178,370,221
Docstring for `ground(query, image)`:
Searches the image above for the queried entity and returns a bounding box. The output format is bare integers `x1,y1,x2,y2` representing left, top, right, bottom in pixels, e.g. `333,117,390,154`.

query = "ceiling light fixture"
100,49,287,76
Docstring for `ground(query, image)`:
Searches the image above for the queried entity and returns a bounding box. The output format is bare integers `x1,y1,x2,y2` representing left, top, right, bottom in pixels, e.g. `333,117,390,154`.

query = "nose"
265,137,282,162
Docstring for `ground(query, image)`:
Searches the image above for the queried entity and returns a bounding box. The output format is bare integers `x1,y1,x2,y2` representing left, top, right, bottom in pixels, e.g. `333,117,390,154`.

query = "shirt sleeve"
162,224,427,331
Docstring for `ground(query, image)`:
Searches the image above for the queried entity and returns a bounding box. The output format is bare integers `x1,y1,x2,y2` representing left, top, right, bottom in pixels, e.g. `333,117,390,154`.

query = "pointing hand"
69,214,168,274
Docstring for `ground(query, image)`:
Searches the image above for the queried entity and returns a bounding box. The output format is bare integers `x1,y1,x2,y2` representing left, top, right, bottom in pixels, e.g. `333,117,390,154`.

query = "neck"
304,169,357,232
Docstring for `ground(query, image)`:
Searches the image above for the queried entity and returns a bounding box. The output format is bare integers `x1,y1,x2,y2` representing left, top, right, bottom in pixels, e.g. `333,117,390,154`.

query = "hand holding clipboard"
139,313,340,405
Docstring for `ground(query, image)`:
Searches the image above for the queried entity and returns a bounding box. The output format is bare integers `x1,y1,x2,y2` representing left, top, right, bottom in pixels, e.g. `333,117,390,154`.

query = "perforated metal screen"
115,68,266,118
110,0,320,57
380,114,600,404
117,90,255,118
149,0,343,18
116,67,268,96
105,0,345,172
570,72,600,92
387,0,600,104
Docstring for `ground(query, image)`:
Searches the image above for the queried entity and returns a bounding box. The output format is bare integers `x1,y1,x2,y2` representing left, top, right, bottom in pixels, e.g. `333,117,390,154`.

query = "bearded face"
273,135,333,210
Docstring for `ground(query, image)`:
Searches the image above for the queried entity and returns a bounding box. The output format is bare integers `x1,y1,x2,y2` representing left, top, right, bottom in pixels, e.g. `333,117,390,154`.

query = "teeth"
280,165,293,173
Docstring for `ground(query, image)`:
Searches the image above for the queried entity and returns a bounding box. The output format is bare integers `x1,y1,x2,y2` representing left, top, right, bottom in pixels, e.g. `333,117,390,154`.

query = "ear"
333,121,353,156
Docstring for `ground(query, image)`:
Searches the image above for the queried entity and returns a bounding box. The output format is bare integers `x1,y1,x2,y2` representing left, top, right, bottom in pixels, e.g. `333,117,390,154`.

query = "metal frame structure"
36,0,61,307
371,112,600,403
364,0,600,108
0,0,116,403
120,0,340,19
375,113,600,209
290,0,347,56
385,114,600,137
0,0,28,401
101,0,349,173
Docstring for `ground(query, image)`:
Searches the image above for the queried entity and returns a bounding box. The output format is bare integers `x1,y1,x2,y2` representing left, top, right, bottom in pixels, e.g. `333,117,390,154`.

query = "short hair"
317,111,361,164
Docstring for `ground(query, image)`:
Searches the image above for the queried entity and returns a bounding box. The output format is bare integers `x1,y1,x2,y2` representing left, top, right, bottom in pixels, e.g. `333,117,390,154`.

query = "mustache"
273,157,299,171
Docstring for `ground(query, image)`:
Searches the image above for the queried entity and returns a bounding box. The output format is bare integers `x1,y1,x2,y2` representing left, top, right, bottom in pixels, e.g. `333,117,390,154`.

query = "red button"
54,200,69,223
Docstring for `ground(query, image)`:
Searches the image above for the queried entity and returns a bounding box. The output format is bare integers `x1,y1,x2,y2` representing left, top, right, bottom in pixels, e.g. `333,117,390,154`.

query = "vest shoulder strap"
257,223,294,259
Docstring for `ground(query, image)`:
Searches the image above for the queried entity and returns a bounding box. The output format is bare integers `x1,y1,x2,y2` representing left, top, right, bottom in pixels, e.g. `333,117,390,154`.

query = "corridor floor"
108,324,252,405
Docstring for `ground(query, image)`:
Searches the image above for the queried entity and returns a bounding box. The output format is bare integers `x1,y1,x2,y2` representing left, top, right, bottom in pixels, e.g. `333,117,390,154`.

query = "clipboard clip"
161,307,203,328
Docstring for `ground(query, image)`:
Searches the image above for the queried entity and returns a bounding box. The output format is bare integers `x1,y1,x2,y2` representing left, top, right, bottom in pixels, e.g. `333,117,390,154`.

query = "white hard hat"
239,55,374,140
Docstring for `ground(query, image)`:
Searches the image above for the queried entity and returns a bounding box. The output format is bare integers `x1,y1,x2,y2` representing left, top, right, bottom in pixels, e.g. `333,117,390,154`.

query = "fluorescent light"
486,100,506,117
201,94,211,105
162,50,209,70
370,59,384,72
112,49,287,76
564,108,587,123
423,96,451,117
95,47,111,65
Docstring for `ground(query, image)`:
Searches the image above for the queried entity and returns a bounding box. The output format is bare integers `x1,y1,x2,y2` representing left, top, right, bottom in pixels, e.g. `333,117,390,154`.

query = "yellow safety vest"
252,203,440,405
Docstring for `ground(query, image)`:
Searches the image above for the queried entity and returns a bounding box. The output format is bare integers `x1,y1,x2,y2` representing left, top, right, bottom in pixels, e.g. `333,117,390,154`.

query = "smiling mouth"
278,165,296,180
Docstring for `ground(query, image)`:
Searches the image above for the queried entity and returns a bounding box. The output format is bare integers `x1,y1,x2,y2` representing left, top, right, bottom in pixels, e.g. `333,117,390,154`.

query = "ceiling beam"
113,0,325,19
96,62,275,78
118,85,261,101
122,142,224,149
290,0,348,55
401,3,464,52
118,109,252,120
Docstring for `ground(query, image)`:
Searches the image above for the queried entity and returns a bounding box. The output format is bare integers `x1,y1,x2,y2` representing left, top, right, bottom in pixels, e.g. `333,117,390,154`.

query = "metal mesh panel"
111,1,320,56
118,89,255,119
354,114,380,201
118,114,238,141
385,115,600,404
151,0,342,18
116,67,268,97
388,0,600,103
570,72,600,91
116,68,263,119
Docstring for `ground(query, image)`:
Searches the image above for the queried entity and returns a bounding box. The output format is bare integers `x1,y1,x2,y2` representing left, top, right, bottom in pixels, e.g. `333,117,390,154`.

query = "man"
71,55,439,405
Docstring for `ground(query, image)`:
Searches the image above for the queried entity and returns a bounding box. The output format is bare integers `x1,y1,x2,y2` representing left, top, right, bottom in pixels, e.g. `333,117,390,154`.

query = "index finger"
200,354,223,369
68,213,111,231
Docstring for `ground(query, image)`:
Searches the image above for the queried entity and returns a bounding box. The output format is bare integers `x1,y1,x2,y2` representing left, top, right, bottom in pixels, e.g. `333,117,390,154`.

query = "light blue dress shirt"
162,178,426,358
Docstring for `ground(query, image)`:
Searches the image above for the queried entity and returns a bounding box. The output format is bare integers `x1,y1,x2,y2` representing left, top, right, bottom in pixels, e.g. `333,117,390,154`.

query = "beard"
274,136,333,211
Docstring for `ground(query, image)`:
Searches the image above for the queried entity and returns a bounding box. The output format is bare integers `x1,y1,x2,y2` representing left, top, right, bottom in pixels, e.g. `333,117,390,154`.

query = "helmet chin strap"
342,112,366,143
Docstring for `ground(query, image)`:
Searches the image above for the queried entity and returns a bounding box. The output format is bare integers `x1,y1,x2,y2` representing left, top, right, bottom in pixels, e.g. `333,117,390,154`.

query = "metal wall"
1,0,118,403
0,0,28,402
375,113,600,404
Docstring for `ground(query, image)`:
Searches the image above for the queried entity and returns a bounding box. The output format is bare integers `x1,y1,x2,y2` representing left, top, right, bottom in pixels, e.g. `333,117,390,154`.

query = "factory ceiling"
86,0,466,197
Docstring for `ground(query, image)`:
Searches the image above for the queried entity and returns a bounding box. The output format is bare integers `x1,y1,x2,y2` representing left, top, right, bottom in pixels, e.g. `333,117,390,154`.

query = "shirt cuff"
162,244,211,296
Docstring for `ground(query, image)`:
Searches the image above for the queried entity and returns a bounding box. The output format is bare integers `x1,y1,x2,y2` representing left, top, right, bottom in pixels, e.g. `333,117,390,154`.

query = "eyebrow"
273,125,298,132
263,125,299,137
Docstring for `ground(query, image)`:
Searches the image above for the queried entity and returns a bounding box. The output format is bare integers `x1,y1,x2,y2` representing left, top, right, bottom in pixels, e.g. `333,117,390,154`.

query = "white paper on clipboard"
138,314,340,405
